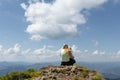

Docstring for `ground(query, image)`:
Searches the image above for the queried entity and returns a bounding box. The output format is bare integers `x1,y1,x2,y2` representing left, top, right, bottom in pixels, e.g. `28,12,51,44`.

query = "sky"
0,0,120,62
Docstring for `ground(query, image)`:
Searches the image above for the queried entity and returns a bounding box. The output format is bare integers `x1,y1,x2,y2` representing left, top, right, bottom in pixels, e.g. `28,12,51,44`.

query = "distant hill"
77,62,120,80
0,61,31,76
0,61,59,76
0,61,120,80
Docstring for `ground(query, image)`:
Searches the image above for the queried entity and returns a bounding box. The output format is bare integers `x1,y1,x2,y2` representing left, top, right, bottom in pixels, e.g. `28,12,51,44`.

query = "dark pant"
61,58,76,66
69,58,76,65
61,61,70,66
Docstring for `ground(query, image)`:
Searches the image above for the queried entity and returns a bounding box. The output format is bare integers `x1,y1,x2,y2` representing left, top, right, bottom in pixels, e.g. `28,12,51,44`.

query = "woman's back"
60,49,69,62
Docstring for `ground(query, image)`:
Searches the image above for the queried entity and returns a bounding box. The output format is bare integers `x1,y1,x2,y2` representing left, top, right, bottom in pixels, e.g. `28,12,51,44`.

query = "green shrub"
0,68,40,80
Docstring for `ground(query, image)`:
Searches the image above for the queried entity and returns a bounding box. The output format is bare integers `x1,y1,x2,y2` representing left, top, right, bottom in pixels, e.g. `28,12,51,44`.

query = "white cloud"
21,49,31,55
0,45,3,51
21,0,107,41
71,45,81,54
5,43,21,54
23,45,60,62
0,44,21,62
20,3,27,10
117,50,120,55
0,44,60,62
92,50,105,55
114,50,120,58
83,49,89,53
1,43,120,62
92,50,99,55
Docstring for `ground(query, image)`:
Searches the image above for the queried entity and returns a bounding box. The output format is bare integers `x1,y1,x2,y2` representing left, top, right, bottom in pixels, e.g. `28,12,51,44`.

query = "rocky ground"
30,64,105,80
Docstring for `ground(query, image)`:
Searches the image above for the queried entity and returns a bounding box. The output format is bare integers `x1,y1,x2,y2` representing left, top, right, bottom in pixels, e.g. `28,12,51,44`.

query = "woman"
60,44,75,66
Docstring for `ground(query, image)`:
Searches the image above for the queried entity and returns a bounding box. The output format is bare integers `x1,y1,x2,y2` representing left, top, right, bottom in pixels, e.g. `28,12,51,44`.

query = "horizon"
1,60,120,63
0,0,120,62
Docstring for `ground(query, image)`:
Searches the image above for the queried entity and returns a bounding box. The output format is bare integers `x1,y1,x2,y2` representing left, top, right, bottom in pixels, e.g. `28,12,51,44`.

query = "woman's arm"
69,51,74,59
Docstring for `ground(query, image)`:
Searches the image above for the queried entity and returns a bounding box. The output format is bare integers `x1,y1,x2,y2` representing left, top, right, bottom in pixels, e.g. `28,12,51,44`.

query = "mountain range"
0,61,120,80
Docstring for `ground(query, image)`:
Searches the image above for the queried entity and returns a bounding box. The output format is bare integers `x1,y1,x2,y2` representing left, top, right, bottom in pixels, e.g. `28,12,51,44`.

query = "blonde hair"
62,44,70,53
63,44,68,49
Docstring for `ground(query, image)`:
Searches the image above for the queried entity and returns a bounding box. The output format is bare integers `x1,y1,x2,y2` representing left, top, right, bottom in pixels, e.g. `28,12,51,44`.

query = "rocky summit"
30,64,105,80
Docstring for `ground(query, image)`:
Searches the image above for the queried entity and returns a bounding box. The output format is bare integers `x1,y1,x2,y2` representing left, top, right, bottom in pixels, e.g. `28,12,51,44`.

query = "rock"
31,64,105,80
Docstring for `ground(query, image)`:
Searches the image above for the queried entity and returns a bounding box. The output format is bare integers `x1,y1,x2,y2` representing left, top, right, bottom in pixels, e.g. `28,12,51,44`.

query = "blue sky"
0,0,120,62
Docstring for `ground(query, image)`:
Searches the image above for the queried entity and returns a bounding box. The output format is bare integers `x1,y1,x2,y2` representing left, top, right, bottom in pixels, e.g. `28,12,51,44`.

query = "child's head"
63,44,68,49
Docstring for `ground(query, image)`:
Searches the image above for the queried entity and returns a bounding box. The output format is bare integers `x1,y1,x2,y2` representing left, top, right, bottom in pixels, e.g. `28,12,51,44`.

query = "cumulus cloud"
21,3,27,10
71,45,81,54
92,50,105,55
1,43,120,62
0,44,21,61
114,50,120,58
0,44,59,62
5,44,21,55
117,50,120,55
21,0,107,41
